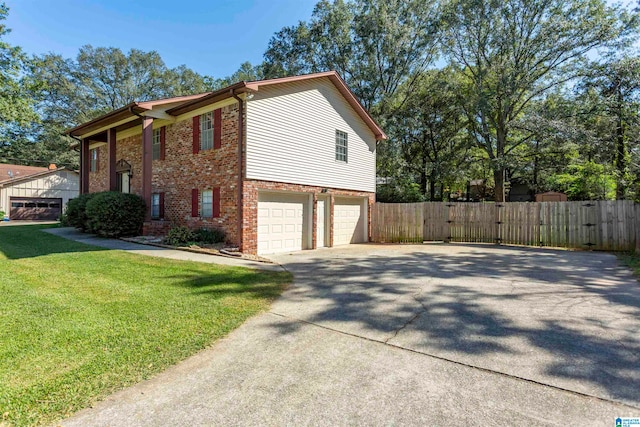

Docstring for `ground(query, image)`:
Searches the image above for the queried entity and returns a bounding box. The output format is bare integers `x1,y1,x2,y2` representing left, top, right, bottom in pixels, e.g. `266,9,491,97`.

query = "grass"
0,225,290,427
618,251,640,276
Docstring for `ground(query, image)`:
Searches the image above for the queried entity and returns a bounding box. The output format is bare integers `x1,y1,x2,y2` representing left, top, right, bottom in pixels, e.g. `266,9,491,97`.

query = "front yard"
0,225,290,427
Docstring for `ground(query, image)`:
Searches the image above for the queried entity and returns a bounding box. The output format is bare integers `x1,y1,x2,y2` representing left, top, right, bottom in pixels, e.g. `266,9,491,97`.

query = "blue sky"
4,0,318,78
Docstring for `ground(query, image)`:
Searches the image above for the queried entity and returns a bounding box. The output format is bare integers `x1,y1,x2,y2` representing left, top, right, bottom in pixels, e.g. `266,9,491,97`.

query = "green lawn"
0,225,290,427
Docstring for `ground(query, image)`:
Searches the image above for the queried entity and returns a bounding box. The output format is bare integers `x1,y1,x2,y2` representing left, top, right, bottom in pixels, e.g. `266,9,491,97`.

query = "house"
0,163,79,220
68,71,386,255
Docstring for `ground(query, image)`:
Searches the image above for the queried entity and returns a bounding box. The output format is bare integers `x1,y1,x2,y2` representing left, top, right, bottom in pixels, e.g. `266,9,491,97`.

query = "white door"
258,193,307,255
334,197,366,245
317,199,326,248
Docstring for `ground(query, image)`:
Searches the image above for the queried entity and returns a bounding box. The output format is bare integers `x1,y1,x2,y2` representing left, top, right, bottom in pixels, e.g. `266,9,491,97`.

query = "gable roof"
67,71,387,140
0,164,48,183
0,166,77,188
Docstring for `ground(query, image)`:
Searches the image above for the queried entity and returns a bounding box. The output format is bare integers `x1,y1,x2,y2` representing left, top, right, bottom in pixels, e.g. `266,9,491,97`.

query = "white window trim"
201,189,213,218
335,130,348,163
151,193,161,219
152,128,161,160
90,148,98,172
200,112,214,151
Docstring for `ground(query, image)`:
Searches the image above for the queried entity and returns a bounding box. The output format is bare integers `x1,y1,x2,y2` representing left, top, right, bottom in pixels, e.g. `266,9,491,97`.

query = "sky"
3,0,318,78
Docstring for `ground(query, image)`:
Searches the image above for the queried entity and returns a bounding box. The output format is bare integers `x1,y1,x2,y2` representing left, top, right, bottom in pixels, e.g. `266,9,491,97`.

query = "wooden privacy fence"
371,200,639,251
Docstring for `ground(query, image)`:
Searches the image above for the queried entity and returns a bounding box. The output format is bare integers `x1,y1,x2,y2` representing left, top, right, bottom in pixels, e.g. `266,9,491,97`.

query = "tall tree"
389,68,470,199
263,0,442,114
444,0,635,201
580,56,640,199
0,2,38,161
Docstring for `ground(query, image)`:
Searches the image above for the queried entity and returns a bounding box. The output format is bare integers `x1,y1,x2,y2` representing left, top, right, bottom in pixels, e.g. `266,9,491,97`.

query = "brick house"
68,71,386,255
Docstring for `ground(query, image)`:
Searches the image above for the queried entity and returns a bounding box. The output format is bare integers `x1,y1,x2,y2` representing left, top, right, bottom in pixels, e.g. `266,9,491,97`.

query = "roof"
0,166,77,188
67,71,387,140
0,164,48,183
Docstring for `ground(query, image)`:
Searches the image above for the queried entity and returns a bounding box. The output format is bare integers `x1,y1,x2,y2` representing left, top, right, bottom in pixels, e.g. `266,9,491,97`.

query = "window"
200,112,214,151
151,193,161,219
152,128,161,160
336,130,348,162
201,190,213,218
90,148,98,172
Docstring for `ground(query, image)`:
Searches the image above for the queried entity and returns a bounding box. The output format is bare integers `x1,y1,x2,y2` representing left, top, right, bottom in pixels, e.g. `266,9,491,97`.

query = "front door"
117,172,130,193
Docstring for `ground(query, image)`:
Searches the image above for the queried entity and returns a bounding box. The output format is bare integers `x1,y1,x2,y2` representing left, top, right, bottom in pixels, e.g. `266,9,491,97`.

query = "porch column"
141,116,153,221
108,128,117,191
81,138,90,194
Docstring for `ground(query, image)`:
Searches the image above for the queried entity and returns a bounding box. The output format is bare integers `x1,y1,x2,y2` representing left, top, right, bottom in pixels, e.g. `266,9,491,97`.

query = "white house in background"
0,164,79,220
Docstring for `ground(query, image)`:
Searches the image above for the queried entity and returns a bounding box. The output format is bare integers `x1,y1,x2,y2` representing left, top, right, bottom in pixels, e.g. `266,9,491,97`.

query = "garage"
10,197,62,220
257,192,310,255
334,197,367,245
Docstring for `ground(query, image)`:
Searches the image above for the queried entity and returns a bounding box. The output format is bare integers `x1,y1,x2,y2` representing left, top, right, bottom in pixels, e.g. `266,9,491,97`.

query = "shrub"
62,193,97,231
165,226,196,246
85,192,146,237
194,227,226,244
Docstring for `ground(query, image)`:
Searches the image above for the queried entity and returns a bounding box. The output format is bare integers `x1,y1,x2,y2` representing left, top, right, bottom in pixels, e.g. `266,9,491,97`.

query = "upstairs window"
152,128,161,160
335,130,348,162
90,148,98,172
200,112,214,151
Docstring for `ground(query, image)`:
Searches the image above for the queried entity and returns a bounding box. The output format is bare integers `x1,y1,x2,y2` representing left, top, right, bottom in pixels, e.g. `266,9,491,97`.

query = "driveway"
61,244,640,426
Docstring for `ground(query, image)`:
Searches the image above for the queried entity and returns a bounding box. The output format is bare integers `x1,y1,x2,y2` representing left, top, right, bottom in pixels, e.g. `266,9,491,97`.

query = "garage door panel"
258,193,308,255
334,198,366,246
9,197,62,221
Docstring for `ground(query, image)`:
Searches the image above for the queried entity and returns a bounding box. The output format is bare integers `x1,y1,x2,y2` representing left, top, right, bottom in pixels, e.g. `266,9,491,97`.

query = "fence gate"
371,200,638,251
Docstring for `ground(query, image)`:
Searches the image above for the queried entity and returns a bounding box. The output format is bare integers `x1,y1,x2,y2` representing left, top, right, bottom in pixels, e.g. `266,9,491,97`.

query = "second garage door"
334,197,366,245
258,192,309,255
10,197,62,220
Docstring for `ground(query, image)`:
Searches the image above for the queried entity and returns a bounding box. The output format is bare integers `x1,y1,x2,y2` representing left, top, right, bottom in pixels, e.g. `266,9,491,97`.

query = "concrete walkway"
43,227,283,271
58,243,640,426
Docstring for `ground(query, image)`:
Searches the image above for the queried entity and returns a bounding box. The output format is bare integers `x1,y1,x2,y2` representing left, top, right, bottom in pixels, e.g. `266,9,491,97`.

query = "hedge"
85,192,146,237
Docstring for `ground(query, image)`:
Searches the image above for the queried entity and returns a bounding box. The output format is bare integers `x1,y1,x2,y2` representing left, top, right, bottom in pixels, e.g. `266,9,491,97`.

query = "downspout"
231,88,244,251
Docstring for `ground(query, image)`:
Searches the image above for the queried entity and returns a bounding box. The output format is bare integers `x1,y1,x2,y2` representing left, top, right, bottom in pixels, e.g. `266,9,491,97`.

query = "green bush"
62,193,97,231
165,226,196,246
194,227,226,244
85,192,146,237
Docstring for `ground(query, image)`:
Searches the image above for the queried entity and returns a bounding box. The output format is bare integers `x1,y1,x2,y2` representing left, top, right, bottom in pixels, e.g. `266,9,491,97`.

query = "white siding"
245,78,377,192
0,171,79,214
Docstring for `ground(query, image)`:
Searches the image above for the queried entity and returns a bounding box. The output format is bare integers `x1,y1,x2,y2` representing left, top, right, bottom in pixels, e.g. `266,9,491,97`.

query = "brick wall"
88,145,108,193
87,102,241,245
242,179,375,255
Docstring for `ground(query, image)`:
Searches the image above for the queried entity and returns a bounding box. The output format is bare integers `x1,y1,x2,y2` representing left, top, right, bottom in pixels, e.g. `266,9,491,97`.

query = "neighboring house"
68,71,387,255
0,163,79,220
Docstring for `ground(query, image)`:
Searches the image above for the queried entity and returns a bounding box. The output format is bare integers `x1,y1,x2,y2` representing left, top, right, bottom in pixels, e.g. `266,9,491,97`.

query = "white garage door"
334,197,366,245
258,193,308,255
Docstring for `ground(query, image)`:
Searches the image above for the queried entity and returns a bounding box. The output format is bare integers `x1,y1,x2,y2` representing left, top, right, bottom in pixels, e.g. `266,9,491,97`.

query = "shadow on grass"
0,224,106,260
169,268,290,301
269,244,640,407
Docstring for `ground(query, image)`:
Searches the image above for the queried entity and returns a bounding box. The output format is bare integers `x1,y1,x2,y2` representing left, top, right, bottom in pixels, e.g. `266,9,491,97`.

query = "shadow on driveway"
270,243,640,407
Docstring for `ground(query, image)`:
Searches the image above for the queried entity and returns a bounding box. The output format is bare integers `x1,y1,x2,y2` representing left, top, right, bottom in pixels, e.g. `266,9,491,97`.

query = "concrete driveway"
61,243,640,426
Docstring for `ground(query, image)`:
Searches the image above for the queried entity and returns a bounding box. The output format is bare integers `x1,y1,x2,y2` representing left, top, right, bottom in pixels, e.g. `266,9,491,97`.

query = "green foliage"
376,180,425,203
544,162,616,200
85,192,146,237
61,193,96,231
0,224,289,427
164,226,196,246
194,227,227,244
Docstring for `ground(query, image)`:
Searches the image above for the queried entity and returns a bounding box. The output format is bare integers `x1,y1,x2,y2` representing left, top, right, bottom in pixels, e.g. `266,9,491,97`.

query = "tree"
0,2,38,161
263,0,442,113
389,68,470,200
580,56,640,199
444,0,635,201
24,46,217,168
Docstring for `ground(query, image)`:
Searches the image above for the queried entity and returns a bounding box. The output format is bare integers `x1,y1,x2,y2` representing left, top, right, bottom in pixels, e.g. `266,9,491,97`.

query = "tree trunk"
615,84,626,200
429,179,435,201
494,169,505,202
